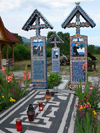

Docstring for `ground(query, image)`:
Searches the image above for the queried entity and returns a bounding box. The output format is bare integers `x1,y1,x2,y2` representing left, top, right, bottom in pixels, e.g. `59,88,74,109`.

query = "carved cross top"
29,17,47,36
67,12,90,34
51,38,61,47
61,3,96,34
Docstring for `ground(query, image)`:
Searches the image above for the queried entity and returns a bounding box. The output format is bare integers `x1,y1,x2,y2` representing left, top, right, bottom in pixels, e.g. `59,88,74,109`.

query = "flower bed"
74,77,100,133
0,66,31,112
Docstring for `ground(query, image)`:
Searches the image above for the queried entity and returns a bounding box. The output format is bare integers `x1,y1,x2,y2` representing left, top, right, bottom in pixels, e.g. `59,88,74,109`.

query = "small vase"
38,102,43,111
45,90,51,100
53,86,58,92
27,104,35,121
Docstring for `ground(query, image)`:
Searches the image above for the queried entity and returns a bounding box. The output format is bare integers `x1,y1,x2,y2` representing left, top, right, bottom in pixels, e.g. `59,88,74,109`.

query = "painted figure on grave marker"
33,40,43,57
53,48,59,59
72,42,85,56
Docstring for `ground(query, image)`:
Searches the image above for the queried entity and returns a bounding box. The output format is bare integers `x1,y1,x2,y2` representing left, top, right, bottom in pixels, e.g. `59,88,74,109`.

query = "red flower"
92,107,94,111
24,70,29,80
89,84,93,88
8,76,13,83
88,92,91,96
2,66,5,74
70,85,73,88
10,72,13,77
82,66,85,70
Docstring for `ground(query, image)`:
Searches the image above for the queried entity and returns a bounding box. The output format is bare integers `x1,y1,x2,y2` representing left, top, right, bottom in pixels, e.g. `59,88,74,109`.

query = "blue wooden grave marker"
48,33,64,73
61,2,96,85
22,9,53,88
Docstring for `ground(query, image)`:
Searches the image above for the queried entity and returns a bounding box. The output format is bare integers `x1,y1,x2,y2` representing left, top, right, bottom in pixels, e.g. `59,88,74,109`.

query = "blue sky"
0,0,100,46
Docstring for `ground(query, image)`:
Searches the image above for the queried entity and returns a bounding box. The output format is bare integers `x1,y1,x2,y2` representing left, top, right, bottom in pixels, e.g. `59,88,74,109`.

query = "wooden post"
6,44,8,59
1,45,4,59
12,45,14,60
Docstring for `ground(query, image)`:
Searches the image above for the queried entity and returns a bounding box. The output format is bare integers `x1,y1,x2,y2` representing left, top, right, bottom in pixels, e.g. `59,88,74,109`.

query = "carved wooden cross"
29,17,47,36
66,2,90,34
51,37,61,47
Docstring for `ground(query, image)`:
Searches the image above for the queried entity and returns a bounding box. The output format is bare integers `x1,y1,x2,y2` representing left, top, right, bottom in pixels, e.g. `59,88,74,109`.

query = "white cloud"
0,0,21,13
0,0,99,46
88,36,100,46
0,0,97,13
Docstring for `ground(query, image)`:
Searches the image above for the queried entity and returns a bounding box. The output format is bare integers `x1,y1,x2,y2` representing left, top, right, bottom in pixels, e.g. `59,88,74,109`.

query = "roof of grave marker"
48,33,64,44
61,2,96,29
22,9,53,31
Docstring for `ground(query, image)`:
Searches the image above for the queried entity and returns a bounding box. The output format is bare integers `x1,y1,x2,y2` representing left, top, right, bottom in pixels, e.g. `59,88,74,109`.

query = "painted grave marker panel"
61,2,96,85
72,61,85,82
31,36,47,88
22,9,53,89
48,33,64,73
52,47,60,72
70,34,87,84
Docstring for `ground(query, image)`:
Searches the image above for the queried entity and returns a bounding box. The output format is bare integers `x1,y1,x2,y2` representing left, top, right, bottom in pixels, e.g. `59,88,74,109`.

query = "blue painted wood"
52,47,60,73
30,36,47,88
48,33,64,46
22,9,53,35
48,33,64,73
61,2,96,34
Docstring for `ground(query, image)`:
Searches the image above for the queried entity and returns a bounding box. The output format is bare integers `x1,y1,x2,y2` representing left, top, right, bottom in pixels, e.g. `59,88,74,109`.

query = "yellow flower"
87,102,90,104
2,96,4,98
93,110,97,115
86,102,91,108
10,97,16,102
93,110,97,117
83,103,87,109
79,105,83,110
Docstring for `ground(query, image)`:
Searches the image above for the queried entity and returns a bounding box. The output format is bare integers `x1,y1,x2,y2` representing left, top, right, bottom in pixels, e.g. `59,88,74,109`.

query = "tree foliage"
2,32,100,61
3,43,30,61
47,31,70,56
88,45,96,54
88,45,100,54
95,47,100,54
12,33,23,44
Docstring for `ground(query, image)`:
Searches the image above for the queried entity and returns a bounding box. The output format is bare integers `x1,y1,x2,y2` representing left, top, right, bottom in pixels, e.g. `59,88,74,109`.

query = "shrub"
47,47,51,57
47,73,62,88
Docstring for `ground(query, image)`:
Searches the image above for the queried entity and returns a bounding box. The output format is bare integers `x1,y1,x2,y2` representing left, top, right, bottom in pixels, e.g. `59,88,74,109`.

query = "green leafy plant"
47,73,62,88
76,112,100,133
0,66,31,111
75,75,100,133
76,112,93,133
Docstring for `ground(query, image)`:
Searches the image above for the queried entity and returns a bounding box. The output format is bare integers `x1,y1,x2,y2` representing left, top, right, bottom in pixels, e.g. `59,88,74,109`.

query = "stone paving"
0,89,78,133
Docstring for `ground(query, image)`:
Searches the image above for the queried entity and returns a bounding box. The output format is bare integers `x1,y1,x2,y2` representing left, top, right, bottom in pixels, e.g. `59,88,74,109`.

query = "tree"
88,45,96,54
96,47,100,54
47,31,56,48
47,31,70,56
12,33,23,44
57,32,70,55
